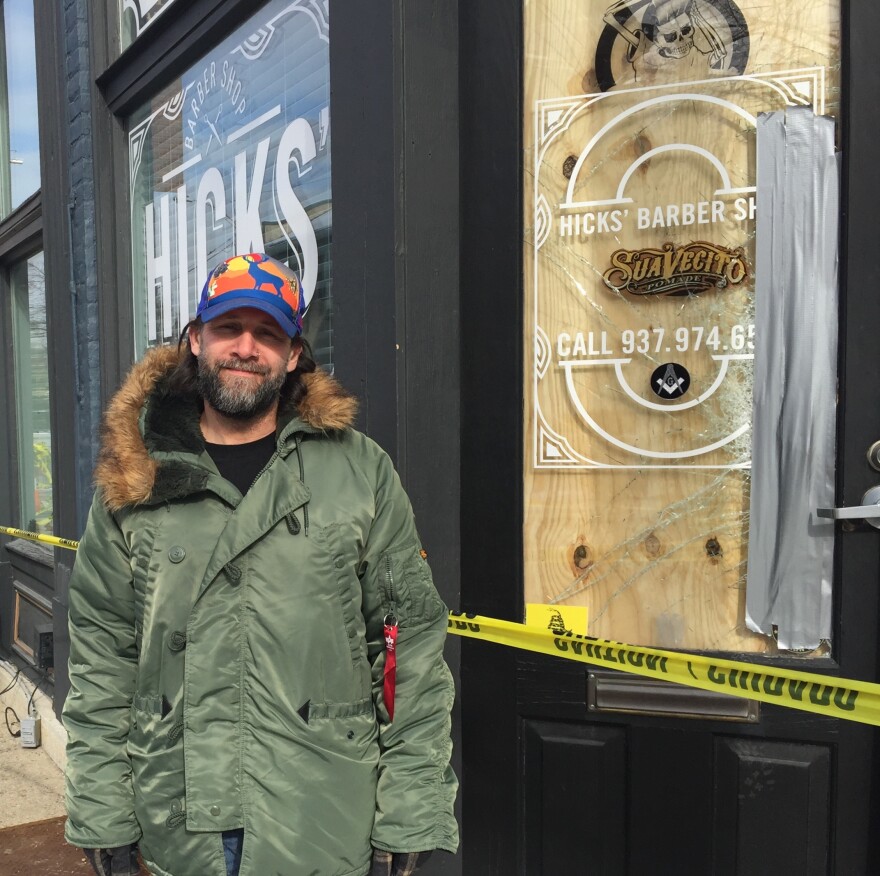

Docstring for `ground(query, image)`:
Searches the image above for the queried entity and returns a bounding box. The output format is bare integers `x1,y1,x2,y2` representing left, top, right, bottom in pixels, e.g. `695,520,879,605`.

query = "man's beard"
196,353,288,419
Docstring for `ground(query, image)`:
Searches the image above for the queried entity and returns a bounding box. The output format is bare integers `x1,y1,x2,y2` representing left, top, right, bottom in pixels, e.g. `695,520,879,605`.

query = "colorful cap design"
196,253,305,337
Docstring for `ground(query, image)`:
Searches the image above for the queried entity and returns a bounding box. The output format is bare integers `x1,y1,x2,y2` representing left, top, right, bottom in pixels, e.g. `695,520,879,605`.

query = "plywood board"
524,0,839,651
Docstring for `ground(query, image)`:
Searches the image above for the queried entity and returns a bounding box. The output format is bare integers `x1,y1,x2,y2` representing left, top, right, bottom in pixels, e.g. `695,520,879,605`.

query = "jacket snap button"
168,631,187,652
334,557,345,569
347,730,355,740
168,546,186,563
210,805,221,816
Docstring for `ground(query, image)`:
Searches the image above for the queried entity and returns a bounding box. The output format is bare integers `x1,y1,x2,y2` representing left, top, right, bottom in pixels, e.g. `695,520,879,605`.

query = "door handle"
817,486,880,529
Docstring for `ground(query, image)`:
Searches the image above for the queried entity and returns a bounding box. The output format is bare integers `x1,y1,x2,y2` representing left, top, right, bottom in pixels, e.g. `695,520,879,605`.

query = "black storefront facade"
2,1,880,873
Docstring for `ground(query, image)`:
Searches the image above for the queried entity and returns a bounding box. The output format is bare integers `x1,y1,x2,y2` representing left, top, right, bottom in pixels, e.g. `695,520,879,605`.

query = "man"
64,254,458,876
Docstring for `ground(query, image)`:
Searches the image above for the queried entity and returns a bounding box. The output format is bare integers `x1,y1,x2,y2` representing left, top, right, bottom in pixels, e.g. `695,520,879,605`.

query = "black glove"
83,844,140,876
370,849,433,876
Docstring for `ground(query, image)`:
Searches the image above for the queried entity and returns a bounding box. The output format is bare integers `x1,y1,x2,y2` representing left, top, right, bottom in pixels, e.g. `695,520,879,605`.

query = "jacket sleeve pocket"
378,547,446,641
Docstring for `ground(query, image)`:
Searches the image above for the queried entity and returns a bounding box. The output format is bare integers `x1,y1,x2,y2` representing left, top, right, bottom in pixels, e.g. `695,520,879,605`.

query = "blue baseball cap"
196,253,305,337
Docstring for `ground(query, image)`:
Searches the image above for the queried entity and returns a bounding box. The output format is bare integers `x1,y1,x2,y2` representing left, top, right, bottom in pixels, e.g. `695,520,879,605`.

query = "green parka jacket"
63,347,458,876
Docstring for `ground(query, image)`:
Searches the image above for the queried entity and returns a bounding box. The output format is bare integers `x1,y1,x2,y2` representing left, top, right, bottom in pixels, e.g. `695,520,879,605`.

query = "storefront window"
127,0,332,366
524,1,840,655
11,251,52,534
0,0,40,215
120,0,180,51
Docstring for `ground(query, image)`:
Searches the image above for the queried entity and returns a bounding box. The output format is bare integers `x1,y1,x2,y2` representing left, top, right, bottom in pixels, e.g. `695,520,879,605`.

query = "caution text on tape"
447,612,880,727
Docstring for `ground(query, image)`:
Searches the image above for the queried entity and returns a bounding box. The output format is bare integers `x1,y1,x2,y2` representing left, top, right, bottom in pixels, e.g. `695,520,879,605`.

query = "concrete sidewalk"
0,660,92,873
0,662,150,875
0,660,66,831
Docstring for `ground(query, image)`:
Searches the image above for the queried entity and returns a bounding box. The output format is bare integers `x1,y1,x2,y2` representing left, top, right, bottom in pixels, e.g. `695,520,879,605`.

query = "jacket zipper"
250,442,311,536
248,447,282,493
383,554,398,626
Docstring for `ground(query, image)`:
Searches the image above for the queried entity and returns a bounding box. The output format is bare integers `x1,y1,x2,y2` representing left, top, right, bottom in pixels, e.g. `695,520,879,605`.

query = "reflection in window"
11,251,51,533
0,0,40,215
119,0,179,52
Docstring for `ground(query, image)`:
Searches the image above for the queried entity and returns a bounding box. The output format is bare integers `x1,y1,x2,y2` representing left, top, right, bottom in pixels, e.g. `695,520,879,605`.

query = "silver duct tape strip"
746,107,838,650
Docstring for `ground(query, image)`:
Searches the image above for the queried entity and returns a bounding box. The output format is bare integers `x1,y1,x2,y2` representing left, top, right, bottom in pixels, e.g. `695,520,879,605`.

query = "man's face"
188,308,302,419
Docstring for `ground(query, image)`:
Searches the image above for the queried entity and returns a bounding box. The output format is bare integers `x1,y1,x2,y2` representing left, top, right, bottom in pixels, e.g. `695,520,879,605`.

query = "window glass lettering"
128,0,332,366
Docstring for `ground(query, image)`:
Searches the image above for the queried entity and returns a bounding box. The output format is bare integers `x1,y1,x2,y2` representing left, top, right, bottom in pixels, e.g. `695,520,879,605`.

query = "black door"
460,1,880,872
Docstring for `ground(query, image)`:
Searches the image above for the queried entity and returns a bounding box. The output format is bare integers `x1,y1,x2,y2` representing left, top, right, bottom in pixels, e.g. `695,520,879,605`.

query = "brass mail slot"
587,671,760,722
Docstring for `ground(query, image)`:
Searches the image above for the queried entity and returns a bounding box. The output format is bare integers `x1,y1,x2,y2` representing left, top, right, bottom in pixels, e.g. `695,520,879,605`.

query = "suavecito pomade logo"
602,240,748,297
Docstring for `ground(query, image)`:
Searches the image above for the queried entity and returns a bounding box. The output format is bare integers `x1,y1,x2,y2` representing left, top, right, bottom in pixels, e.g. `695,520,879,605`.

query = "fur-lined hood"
94,346,357,512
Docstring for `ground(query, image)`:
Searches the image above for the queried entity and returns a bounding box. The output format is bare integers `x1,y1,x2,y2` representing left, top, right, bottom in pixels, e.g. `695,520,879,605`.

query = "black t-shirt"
204,432,276,496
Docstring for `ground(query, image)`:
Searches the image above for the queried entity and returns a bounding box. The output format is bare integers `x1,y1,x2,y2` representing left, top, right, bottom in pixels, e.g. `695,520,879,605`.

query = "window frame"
0,0,71,682
0,0,42,219
0,189,43,534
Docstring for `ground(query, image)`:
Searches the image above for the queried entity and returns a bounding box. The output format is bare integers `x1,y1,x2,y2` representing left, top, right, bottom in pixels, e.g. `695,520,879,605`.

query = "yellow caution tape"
0,525,79,551
447,612,880,727
3,524,876,726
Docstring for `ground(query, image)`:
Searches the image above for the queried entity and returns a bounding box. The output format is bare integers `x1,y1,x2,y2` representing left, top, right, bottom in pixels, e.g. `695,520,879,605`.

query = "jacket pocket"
315,523,370,673
308,696,375,721
306,697,379,762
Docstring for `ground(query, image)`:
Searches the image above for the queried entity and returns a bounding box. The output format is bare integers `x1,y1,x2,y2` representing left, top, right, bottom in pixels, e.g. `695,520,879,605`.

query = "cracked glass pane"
524,0,840,655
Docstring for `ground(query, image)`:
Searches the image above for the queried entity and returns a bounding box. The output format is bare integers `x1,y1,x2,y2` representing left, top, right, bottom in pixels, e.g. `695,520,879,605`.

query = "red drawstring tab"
383,614,398,721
